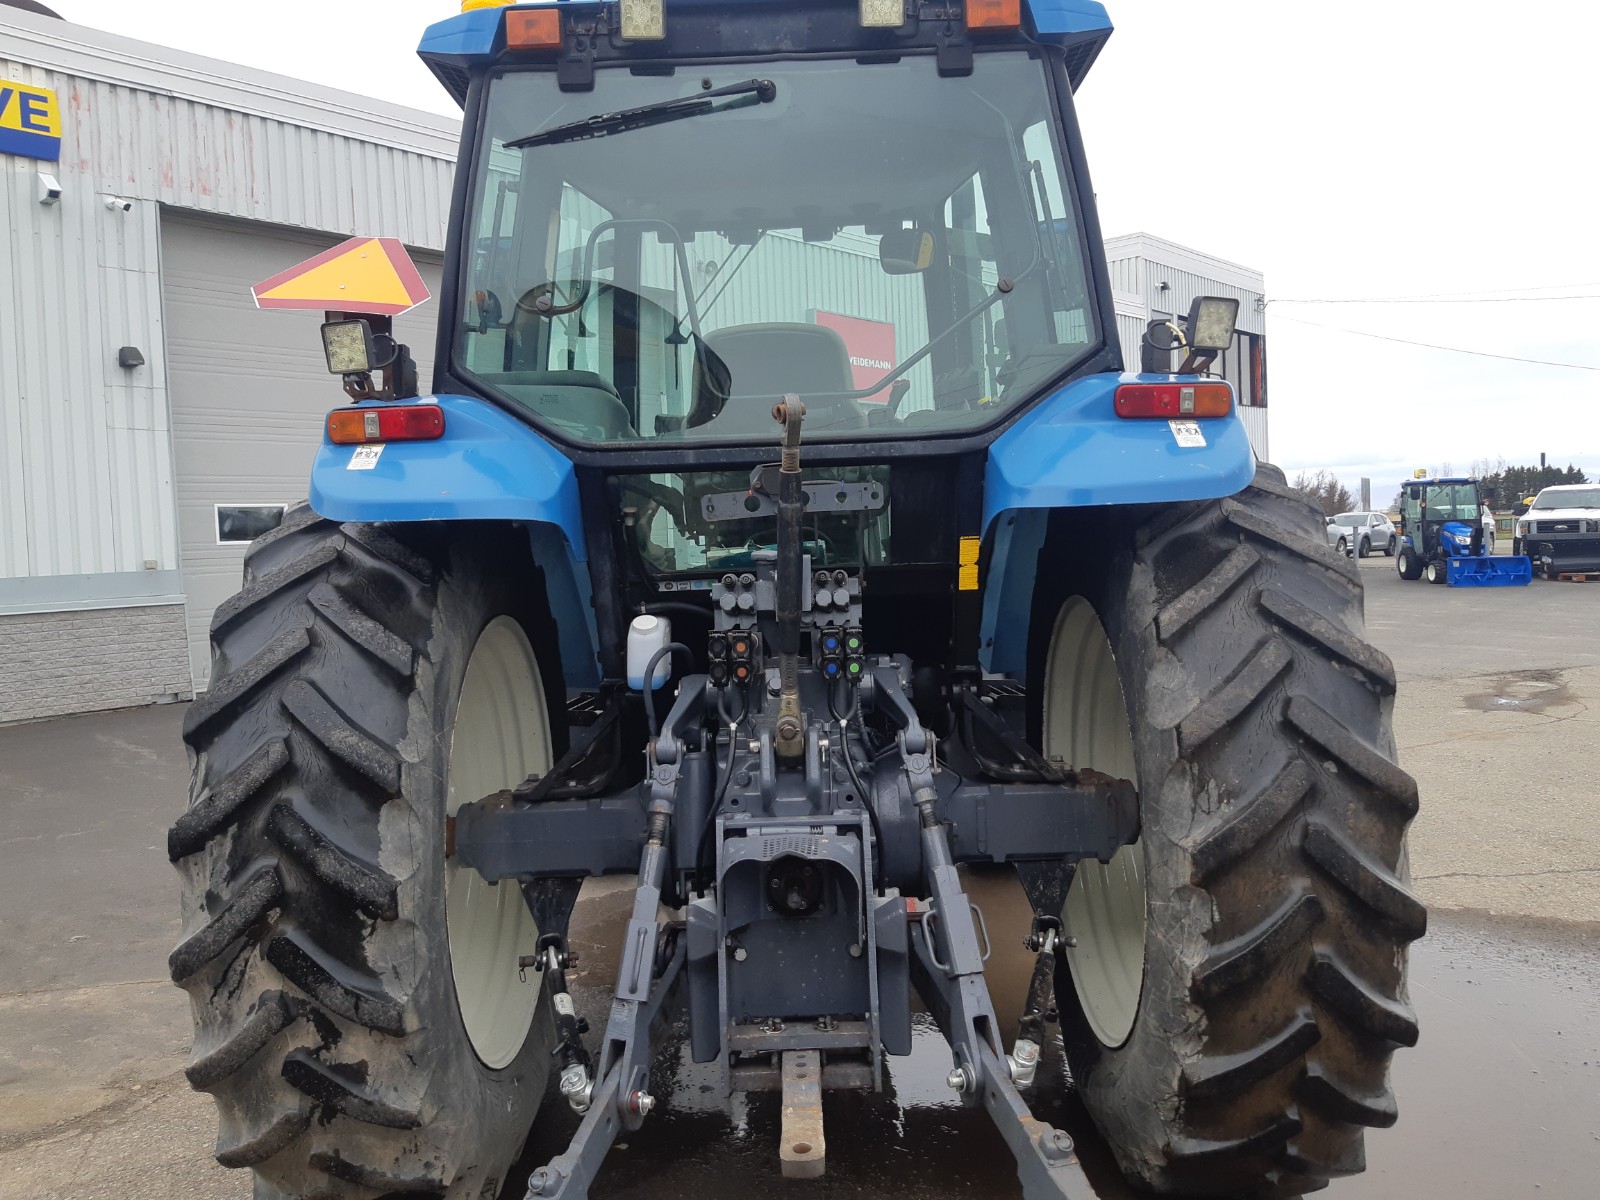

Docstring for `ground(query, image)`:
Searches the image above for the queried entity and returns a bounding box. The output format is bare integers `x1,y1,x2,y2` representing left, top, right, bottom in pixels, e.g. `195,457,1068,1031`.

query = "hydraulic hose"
642,642,693,741
833,682,886,885
695,684,747,891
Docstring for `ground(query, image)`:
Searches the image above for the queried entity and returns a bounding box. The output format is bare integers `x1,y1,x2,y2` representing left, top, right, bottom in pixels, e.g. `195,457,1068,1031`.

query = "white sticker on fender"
348,444,384,470
1169,419,1206,448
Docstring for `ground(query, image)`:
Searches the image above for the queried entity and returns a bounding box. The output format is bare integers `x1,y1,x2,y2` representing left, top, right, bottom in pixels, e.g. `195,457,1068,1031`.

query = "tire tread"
1057,465,1420,1198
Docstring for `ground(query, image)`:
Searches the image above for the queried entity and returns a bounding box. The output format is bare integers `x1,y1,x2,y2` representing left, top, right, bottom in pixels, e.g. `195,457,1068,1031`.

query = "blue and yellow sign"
0,79,61,162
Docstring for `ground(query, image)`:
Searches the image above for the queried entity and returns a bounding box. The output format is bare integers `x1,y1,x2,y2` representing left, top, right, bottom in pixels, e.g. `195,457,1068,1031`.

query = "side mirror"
879,228,936,275
1326,517,1336,525
471,289,504,335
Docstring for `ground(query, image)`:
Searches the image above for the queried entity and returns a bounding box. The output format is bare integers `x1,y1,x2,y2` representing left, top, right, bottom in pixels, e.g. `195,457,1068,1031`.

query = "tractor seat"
691,323,867,438
484,370,636,441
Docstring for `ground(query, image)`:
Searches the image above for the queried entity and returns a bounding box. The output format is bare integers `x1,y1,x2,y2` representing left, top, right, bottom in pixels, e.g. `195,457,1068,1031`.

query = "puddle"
504,905,1600,1200
1463,668,1577,714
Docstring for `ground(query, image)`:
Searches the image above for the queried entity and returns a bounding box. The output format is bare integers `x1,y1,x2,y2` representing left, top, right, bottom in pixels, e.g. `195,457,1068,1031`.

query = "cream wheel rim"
1044,598,1146,1048
446,616,550,1068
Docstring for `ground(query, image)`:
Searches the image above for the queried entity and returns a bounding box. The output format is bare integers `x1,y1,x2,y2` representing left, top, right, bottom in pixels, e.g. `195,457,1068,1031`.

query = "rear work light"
328,405,446,445
1114,382,1233,419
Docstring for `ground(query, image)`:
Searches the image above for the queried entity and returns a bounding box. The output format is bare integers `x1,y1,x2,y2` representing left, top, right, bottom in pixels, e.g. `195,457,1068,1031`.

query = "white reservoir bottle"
627,615,672,691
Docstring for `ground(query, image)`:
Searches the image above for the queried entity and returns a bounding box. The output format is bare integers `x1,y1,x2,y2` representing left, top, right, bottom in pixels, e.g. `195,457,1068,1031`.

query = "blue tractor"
170,4,1422,1198
1395,476,1532,585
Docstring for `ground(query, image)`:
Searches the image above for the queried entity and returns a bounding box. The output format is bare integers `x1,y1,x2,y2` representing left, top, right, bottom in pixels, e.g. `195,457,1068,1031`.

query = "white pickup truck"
1515,484,1600,578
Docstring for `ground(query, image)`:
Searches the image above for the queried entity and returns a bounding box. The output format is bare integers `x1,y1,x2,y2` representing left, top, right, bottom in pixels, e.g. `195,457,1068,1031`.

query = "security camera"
104,196,134,213
37,173,62,205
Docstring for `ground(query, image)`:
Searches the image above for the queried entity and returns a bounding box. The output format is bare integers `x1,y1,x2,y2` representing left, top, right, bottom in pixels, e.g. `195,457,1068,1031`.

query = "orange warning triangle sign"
252,236,431,316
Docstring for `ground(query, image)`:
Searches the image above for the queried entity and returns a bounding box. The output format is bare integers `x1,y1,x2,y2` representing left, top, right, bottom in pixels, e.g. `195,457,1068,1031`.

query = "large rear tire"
1033,465,1423,1197
169,506,566,1198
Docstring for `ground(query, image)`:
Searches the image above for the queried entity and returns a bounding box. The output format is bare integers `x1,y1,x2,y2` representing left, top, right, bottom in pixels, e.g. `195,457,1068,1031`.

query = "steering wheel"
515,280,586,318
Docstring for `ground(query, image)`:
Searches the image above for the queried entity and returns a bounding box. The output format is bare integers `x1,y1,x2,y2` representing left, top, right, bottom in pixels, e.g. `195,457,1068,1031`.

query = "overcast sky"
47,0,1600,500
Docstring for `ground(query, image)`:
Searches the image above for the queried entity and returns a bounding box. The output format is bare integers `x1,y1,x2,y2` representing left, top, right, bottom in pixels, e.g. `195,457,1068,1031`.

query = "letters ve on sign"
0,79,62,162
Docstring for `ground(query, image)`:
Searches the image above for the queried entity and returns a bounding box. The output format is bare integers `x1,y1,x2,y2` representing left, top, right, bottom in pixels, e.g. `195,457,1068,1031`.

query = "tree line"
1289,461,1591,518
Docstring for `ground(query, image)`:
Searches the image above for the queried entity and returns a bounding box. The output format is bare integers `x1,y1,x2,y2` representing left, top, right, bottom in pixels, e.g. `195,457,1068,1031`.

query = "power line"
1270,294,1600,305
1269,314,1600,372
1268,281,1600,305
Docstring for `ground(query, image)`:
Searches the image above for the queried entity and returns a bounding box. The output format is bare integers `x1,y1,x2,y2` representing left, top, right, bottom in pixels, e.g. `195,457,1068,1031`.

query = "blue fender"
309,395,599,687
980,371,1257,675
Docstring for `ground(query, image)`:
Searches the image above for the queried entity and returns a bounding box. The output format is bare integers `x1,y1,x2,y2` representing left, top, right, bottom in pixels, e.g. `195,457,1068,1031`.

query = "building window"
216,504,286,545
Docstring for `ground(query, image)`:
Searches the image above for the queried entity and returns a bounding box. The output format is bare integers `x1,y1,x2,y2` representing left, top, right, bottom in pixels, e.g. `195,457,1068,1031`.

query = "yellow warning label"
958,536,981,590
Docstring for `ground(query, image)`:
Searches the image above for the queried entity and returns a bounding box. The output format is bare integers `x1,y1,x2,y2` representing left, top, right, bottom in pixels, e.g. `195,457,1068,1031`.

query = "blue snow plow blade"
309,394,584,558
982,372,1256,530
1447,556,1532,587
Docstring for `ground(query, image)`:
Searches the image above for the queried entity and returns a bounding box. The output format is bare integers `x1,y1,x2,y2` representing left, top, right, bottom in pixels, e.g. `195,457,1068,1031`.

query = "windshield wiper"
507,79,777,150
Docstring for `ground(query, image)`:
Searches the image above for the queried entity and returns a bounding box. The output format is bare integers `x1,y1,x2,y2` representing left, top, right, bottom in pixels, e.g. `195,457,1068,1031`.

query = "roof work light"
860,0,905,27
620,0,666,40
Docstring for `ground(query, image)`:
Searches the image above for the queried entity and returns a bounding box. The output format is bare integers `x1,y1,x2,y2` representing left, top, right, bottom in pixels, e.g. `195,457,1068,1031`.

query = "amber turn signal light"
505,8,562,50
967,0,1022,31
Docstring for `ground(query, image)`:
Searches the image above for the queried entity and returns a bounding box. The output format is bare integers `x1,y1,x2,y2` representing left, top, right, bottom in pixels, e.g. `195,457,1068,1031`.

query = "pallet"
1555,571,1600,582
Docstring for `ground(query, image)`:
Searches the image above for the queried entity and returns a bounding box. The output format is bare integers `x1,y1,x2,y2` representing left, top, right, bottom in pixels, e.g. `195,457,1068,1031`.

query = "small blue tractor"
169,3,1422,1198
1394,476,1531,586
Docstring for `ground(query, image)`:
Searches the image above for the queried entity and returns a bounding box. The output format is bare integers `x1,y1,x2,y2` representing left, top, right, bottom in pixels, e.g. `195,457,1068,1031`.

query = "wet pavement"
508,905,1600,1200
3,553,1599,1199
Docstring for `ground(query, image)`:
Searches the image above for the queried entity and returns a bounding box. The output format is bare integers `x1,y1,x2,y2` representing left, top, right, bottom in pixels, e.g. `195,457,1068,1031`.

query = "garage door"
163,215,442,690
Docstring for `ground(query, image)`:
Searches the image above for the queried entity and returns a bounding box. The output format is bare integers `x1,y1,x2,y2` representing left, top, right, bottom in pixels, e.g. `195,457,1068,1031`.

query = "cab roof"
420,0,1113,106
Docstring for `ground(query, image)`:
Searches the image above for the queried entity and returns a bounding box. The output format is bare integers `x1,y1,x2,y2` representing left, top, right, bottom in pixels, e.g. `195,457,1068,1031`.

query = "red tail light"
327,405,445,445
1114,382,1233,419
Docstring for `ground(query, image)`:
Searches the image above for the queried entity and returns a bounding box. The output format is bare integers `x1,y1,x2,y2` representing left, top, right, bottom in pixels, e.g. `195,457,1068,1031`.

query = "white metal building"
1105,232,1269,459
1,8,1271,725
1,6,459,722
